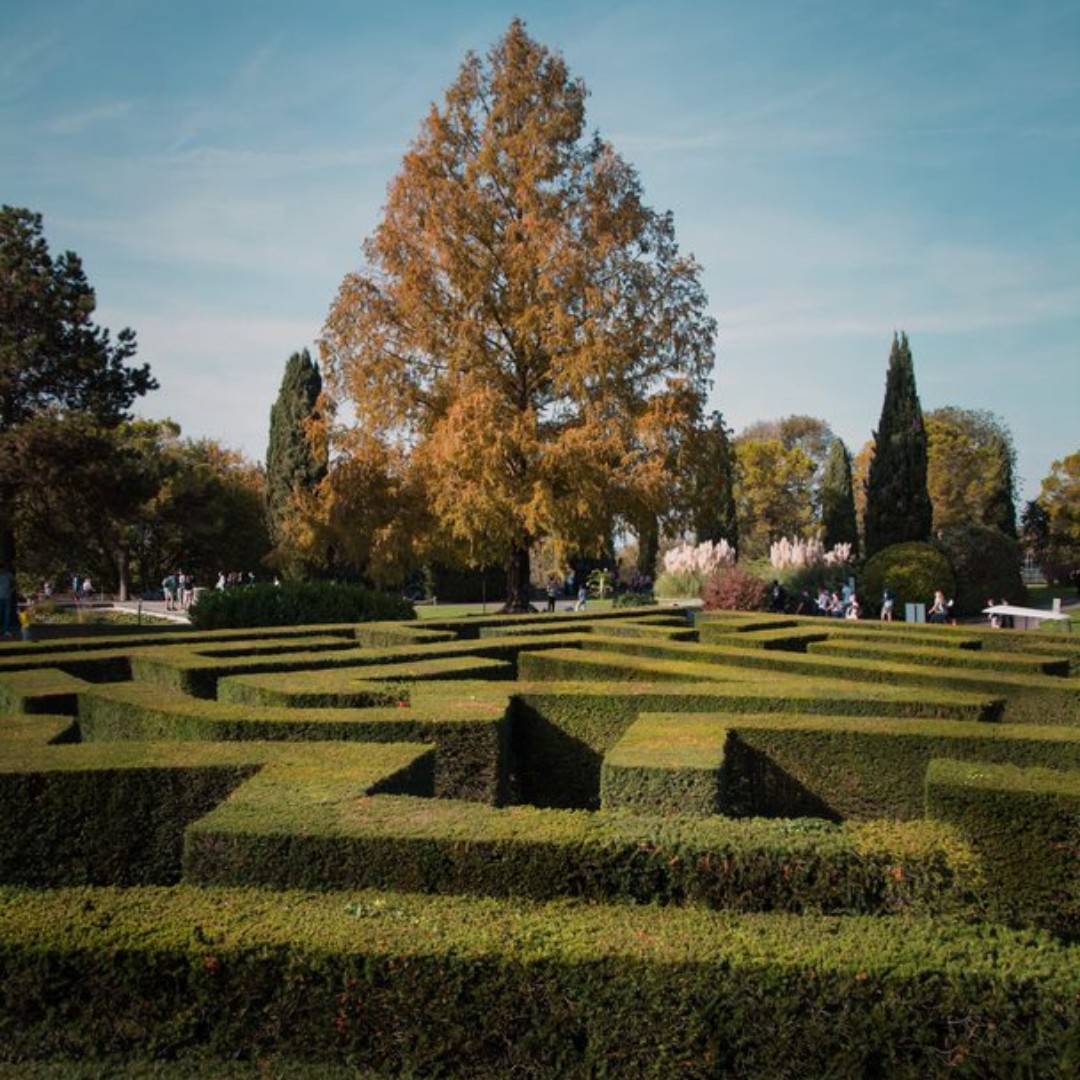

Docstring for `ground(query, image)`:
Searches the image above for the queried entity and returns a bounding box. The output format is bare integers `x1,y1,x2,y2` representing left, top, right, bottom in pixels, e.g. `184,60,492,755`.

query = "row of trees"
0,206,269,598
3,21,1076,607
263,21,1077,601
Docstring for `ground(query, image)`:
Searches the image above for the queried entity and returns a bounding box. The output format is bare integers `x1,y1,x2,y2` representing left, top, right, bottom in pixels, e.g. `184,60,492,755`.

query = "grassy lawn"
413,597,618,619
28,609,177,628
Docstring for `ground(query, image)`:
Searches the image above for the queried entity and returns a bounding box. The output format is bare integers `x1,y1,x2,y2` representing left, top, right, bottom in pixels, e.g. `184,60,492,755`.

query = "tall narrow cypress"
864,332,932,555
690,411,739,552
265,349,326,552
820,437,859,556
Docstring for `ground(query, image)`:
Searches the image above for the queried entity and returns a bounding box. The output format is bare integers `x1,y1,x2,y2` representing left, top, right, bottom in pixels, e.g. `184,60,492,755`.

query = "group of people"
161,571,195,611
544,574,589,612
216,570,257,591
789,581,865,620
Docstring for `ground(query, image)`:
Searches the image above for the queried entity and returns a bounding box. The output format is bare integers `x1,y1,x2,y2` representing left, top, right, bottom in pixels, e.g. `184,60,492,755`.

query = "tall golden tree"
321,20,715,609
925,407,1017,537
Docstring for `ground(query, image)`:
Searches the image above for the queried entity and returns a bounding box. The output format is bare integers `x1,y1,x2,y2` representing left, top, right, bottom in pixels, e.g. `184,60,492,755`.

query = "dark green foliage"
820,436,860,555
860,541,954,616
188,581,415,630
0,206,157,567
937,523,1025,615
689,410,739,551
0,206,156,435
0,886,1077,1077
1,603,1078,1075
264,349,326,569
0,767,256,886
186,793,979,916
926,759,1079,941
612,589,657,608
864,332,932,555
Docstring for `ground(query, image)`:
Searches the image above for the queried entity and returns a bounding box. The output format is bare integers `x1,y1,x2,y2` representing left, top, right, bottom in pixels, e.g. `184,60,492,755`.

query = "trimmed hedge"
510,680,997,811
1,604,1077,1075
0,741,433,887
584,633,1080,725
188,581,416,630
808,637,1072,677
1,887,1077,1078
76,681,511,804
600,711,1080,823
215,655,515,708
602,714,731,815
185,793,981,916
926,759,1079,941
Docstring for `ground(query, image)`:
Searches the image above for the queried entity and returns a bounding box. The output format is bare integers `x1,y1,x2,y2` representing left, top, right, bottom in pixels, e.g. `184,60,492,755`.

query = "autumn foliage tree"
320,20,715,609
925,406,1017,537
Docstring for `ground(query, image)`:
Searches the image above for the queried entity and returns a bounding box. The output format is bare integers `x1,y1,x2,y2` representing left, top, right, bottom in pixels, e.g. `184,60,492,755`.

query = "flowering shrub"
663,540,737,576
654,540,736,599
769,536,852,571
701,565,770,612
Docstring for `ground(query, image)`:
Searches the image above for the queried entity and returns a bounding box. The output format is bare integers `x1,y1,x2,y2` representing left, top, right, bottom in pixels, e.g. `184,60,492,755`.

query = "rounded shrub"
936,524,1024,616
701,565,770,612
189,581,416,630
860,542,955,619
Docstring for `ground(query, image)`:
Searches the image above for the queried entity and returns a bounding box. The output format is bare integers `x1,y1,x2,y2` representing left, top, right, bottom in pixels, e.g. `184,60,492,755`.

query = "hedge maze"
1,608,1078,1077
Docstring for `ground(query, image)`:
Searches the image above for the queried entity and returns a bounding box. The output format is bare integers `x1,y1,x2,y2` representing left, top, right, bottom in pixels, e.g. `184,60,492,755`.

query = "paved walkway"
109,599,192,624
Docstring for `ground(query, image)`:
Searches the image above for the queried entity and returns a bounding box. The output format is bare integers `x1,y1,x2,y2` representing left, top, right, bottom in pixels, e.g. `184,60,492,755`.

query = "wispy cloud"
47,99,135,136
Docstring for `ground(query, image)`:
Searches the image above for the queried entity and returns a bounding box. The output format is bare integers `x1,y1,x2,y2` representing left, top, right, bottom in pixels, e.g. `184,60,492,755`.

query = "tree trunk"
636,515,659,578
501,543,534,613
0,483,16,571
116,548,131,602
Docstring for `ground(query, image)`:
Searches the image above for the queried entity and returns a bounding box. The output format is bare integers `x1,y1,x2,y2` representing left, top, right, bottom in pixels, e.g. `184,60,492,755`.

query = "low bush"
860,542,955,617
701,565,770,612
189,581,415,630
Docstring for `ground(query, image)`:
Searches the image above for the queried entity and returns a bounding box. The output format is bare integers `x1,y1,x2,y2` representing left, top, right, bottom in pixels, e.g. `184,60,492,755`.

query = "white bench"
982,604,1072,631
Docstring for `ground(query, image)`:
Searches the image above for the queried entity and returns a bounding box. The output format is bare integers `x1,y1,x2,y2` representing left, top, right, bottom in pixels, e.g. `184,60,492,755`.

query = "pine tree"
820,437,859,555
864,332,932,555
0,206,156,568
265,350,326,569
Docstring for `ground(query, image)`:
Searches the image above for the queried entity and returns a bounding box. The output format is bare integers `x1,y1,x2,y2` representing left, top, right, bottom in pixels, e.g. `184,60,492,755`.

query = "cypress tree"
864,332,932,556
690,411,739,553
820,436,859,556
265,349,326,553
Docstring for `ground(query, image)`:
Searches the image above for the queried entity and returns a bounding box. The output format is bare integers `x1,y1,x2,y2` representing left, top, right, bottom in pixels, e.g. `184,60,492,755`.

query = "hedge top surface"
1,885,1076,981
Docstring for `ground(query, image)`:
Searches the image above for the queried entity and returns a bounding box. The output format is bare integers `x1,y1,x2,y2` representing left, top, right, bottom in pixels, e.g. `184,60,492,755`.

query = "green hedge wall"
720,713,1080,821
926,759,1080,942
188,581,416,630
76,682,511,804
0,887,1077,1078
585,633,1078,725
184,794,980,917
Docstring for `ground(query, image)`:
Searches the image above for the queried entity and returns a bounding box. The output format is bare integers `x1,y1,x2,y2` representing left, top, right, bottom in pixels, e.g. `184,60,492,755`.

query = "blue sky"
3,0,1077,501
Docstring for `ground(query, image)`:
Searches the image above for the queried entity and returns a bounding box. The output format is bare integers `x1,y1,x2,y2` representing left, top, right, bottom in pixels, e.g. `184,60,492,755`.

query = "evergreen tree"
820,436,859,555
864,332,932,556
0,206,156,567
265,349,326,573
688,411,739,552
